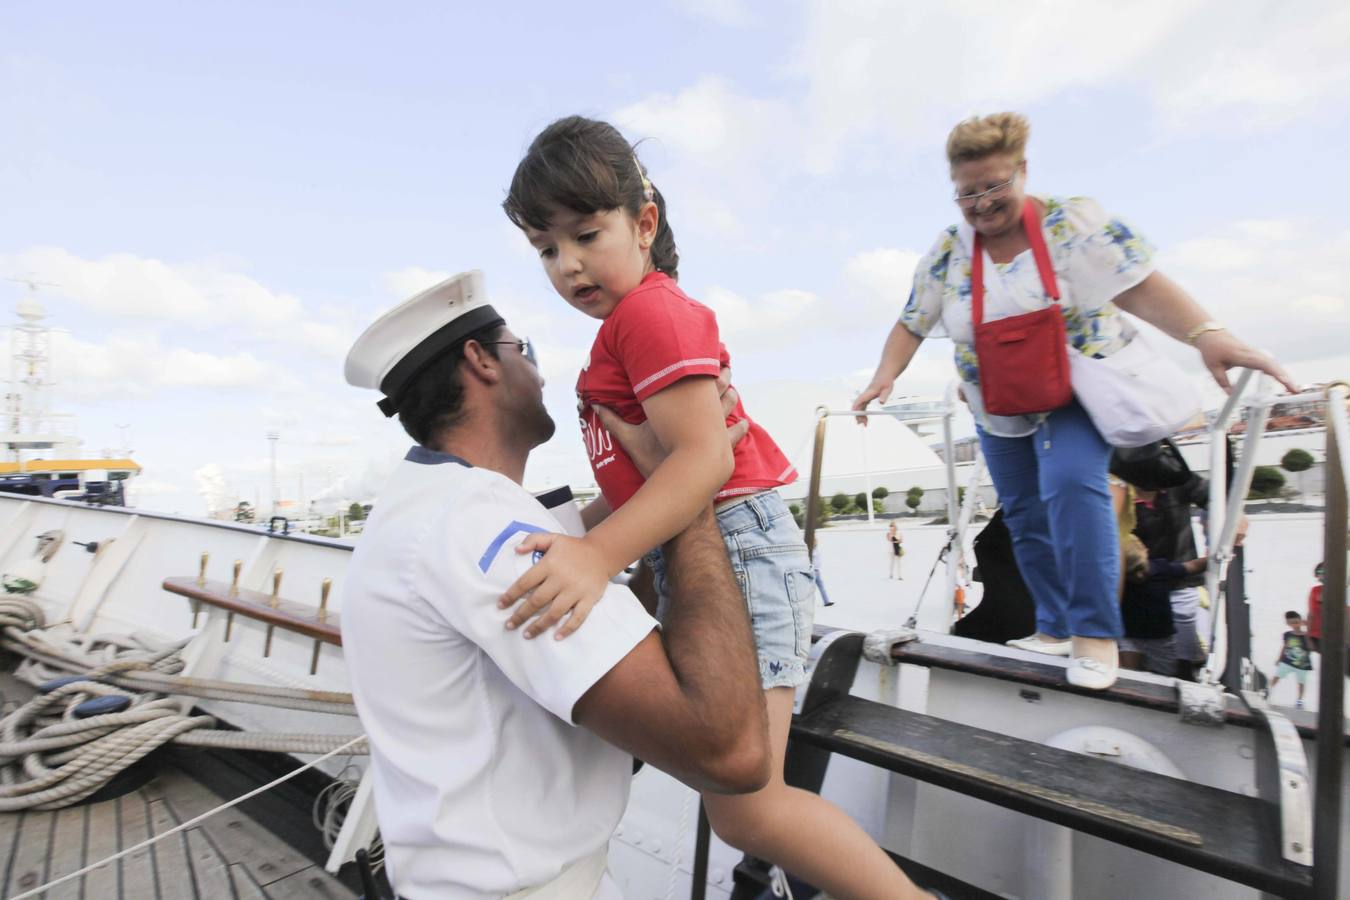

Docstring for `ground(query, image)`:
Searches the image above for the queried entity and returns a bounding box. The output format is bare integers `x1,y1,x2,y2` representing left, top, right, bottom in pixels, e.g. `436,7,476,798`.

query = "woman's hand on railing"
1194,330,1298,394
852,377,895,426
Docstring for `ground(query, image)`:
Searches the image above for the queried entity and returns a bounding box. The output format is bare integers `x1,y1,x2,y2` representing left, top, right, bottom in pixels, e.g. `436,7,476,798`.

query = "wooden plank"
184,823,237,900
118,792,159,900
5,811,54,898
257,865,354,899
82,797,122,899
43,805,87,900
162,577,341,645
229,863,271,900
793,695,1314,898
148,797,197,899
154,769,314,885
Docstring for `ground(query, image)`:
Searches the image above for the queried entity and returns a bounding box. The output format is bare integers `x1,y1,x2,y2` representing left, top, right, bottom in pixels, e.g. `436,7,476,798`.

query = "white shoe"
1007,635,1072,656
1067,656,1118,690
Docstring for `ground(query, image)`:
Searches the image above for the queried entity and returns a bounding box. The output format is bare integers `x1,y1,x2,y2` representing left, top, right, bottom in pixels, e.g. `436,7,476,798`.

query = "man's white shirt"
343,446,656,898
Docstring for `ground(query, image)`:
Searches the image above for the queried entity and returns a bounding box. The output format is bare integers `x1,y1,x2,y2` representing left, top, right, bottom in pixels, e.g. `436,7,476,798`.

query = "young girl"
499,116,933,899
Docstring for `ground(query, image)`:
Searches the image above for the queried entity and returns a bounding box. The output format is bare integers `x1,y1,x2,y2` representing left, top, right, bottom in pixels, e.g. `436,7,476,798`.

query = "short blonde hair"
946,112,1030,167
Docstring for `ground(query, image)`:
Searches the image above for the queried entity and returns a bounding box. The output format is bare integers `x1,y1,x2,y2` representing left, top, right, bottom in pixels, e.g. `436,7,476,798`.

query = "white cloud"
613,77,794,166
44,330,302,400
674,0,752,27
843,247,920,318
619,3,1350,177
702,284,824,350
1152,219,1350,372
382,266,452,300
1,247,357,359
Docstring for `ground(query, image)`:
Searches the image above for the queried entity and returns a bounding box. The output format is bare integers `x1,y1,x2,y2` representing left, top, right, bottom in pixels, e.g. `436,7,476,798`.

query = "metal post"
862,423,875,524
267,430,280,518
804,410,828,563
1312,382,1347,900
942,384,961,628
690,802,710,900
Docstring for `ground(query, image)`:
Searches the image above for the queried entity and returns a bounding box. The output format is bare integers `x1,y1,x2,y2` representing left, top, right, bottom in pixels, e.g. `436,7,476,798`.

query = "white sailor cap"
344,270,505,417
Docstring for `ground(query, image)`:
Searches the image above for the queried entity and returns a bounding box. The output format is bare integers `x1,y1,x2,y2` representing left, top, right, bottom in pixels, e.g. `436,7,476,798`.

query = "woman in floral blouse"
853,112,1293,690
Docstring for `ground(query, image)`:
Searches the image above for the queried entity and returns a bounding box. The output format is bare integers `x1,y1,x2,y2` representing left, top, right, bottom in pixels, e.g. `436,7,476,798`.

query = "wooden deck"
0,676,357,900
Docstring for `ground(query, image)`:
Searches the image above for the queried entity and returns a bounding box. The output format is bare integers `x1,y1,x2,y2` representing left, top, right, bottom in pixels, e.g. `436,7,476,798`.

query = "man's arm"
572,506,770,794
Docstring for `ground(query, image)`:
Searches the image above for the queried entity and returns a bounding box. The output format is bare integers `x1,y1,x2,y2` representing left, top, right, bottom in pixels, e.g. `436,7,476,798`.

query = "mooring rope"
0,596,365,813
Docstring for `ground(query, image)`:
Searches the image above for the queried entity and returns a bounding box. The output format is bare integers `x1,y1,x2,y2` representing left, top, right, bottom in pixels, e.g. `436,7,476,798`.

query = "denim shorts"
646,491,816,690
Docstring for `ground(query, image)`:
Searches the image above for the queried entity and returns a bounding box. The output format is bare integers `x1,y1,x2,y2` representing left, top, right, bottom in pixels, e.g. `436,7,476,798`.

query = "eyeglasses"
482,338,537,366
954,175,1018,209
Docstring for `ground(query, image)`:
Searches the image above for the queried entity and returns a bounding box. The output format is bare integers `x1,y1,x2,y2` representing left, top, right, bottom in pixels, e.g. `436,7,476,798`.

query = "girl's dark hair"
395,328,503,445
503,116,679,279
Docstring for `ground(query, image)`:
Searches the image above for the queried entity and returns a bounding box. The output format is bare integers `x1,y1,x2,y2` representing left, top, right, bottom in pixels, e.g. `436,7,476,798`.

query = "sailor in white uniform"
342,271,770,899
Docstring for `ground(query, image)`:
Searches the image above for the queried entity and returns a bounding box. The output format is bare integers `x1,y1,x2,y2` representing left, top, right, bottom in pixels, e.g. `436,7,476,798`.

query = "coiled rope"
0,596,366,812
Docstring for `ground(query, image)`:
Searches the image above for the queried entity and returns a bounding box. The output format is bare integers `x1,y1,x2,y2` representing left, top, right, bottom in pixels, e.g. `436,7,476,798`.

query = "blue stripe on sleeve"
478,521,548,573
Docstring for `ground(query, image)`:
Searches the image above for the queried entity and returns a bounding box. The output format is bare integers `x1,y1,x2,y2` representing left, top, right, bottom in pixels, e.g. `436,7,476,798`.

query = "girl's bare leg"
701,687,933,900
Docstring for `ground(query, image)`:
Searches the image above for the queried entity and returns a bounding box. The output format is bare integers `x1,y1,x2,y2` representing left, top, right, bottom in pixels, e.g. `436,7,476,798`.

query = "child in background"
501,116,932,899
1269,611,1314,709
1306,562,1325,652
1118,536,1204,677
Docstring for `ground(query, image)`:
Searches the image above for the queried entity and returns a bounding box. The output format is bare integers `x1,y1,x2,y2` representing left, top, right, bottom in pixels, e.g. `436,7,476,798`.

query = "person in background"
1306,562,1325,653
887,521,905,579
1118,535,1205,677
1268,611,1314,709
852,111,1294,691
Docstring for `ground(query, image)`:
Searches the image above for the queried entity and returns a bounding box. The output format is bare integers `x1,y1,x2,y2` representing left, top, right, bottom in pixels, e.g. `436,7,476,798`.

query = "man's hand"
592,366,749,479
500,533,614,639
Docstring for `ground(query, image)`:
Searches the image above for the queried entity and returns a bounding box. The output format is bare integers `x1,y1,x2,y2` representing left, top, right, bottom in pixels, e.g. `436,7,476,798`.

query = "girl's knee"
704,792,783,853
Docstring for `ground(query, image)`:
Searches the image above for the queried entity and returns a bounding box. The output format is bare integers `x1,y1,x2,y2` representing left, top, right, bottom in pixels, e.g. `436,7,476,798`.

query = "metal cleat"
1177,677,1226,728
863,626,919,665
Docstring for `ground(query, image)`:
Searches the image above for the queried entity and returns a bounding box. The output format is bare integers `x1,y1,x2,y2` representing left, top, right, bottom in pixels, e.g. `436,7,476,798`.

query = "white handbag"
1069,335,1201,448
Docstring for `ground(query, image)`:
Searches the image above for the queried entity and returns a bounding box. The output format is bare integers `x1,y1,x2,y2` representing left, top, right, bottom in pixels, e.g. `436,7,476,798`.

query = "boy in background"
1268,611,1314,709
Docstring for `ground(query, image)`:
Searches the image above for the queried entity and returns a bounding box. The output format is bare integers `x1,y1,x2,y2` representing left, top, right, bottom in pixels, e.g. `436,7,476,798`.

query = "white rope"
313,759,384,874
6,733,367,900
663,788,694,900
0,609,365,810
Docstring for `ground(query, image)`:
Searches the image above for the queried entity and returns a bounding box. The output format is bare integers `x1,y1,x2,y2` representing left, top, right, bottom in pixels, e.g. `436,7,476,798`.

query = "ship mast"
2,280,80,466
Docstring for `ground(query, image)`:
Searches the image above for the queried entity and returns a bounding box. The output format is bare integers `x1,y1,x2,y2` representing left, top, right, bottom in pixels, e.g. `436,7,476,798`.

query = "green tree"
854,492,868,511
1281,448,1313,497
1281,448,1313,472
347,501,366,521
1248,466,1286,500
906,486,924,514
234,501,254,523
830,492,851,513
872,486,889,500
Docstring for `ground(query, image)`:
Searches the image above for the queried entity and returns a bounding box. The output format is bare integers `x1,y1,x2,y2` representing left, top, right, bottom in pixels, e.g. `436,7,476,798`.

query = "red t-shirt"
575,272,797,509
1307,584,1322,639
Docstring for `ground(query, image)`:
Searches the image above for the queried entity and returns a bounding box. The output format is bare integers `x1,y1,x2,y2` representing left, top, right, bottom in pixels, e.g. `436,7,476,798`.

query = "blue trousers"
978,402,1121,639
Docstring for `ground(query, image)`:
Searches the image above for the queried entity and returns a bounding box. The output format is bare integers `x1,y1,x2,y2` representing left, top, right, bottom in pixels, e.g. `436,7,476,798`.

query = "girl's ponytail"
648,186,679,280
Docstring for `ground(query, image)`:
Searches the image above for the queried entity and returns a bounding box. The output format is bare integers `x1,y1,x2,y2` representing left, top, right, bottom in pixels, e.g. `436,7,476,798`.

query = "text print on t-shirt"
580,406,618,472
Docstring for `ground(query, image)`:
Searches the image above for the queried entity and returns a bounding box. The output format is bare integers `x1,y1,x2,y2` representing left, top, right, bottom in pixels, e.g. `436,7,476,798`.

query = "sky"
2,1,1348,516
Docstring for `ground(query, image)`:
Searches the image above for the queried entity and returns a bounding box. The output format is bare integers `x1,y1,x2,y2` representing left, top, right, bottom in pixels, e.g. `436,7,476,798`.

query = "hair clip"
631,152,655,202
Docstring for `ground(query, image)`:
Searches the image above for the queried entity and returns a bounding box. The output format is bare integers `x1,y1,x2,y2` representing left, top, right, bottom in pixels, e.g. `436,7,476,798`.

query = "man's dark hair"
395,327,504,446
1285,610,1302,620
